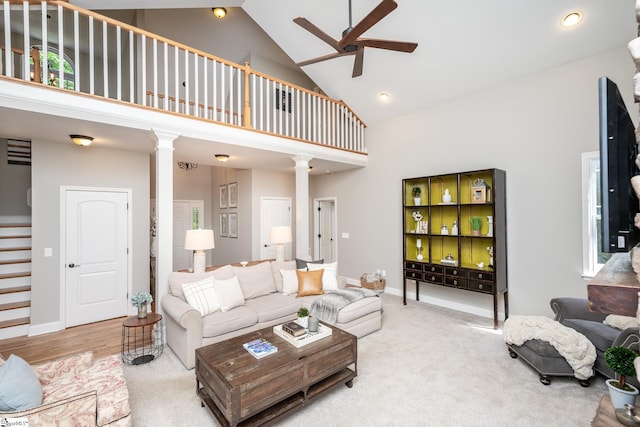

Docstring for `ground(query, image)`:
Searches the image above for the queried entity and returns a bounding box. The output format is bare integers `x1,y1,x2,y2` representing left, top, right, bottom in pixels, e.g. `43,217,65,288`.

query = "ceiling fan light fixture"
69,134,93,146
212,7,227,19
215,154,230,162
561,11,582,28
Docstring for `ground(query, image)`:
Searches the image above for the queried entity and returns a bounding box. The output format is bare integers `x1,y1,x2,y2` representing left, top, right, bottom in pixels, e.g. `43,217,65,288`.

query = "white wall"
311,46,638,318
31,142,149,327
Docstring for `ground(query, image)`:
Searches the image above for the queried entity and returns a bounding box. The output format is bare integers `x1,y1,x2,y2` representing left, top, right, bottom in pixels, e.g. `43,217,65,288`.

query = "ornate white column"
152,129,178,316
293,155,312,259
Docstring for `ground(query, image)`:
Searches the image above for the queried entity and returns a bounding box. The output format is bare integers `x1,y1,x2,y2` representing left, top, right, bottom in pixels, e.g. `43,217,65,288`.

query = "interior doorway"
62,187,131,327
260,197,292,261
313,198,337,262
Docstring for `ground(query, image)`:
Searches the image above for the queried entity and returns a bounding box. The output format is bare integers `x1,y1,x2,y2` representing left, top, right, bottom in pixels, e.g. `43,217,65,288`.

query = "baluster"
116,25,121,99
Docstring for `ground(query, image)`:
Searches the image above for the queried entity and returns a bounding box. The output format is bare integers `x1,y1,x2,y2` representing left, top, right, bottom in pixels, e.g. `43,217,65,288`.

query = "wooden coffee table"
195,323,357,427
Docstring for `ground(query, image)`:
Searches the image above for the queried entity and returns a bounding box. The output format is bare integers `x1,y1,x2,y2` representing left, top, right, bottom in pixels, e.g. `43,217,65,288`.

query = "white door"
65,189,129,327
315,199,337,262
260,197,292,260
172,200,204,271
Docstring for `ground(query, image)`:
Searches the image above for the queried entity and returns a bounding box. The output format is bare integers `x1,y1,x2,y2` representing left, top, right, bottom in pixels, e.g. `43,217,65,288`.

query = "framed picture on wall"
220,213,228,237
229,213,238,238
275,88,292,113
228,182,237,208
219,185,228,209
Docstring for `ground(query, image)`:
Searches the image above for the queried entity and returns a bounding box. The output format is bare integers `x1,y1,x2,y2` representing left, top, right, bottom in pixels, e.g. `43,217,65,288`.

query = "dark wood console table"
588,252,640,316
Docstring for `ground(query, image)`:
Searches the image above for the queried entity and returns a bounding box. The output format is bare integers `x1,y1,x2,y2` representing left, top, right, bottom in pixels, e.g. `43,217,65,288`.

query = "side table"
121,313,164,365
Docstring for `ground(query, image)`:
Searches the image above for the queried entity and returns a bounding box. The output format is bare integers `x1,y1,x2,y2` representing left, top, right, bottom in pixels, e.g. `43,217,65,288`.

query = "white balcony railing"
0,0,366,153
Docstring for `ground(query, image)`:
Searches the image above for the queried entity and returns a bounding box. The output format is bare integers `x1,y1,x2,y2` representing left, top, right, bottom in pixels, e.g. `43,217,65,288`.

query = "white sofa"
162,260,383,369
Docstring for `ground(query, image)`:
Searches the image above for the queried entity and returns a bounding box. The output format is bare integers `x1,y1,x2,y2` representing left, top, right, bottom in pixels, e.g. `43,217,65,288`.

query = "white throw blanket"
503,315,596,380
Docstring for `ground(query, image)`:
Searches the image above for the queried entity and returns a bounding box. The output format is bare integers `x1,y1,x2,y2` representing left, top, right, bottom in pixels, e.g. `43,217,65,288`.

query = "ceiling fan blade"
297,51,355,68
294,17,341,52
352,47,364,78
356,38,418,53
339,0,397,48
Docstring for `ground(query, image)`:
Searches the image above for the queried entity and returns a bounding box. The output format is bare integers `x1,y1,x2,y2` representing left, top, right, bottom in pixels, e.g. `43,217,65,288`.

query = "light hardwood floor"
0,317,124,365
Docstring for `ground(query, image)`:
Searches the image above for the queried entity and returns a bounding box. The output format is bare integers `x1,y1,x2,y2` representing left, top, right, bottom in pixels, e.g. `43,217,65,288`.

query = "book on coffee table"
273,323,332,348
243,338,278,359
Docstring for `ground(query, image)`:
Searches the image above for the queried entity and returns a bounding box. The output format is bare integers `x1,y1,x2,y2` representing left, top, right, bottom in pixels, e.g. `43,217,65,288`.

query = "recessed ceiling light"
379,92,390,102
561,11,582,28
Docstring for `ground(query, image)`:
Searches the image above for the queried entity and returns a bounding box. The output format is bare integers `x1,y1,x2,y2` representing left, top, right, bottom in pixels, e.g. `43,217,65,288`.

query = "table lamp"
270,226,292,262
185,229,215,274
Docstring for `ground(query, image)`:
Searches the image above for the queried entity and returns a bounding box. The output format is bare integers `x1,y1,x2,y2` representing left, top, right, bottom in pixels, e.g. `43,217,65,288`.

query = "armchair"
550,297,640,388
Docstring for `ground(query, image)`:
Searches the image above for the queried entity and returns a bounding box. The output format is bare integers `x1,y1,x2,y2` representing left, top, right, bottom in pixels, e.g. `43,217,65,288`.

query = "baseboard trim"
28,321,62,337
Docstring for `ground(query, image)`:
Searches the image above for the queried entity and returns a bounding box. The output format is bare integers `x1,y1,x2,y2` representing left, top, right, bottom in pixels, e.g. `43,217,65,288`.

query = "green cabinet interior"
402,168,508,328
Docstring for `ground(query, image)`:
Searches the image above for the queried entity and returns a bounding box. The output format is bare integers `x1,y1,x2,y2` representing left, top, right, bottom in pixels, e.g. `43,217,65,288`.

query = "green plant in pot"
604,346,639,409
297,307,310,328
470,216,483,236
412,187,422,206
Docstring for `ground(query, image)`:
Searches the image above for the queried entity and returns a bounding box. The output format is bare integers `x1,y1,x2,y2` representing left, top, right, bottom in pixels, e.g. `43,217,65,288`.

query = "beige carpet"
123,294,608,426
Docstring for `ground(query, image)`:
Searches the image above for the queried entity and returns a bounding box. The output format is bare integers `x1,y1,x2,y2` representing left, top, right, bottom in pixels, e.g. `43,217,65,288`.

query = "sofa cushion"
296,269,324,297
213,276,245,312
182,277,219,316
307,262,339,291
232,261,276,299
334,294,383,323
562,318,619,351
202,306,258,338
244,293,301,323
296,258,324,270
32,351,94,386
168,265,234,301
271,260,297,292
0,354,43,411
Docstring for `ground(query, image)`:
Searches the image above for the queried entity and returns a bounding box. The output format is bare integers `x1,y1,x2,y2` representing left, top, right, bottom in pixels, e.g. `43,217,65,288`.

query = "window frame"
582,151,610,277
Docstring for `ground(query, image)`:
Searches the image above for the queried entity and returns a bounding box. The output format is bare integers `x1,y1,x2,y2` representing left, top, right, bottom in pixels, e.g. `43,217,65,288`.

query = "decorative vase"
137,305,148,319
297,316,309,328
486,216,493,237
414,197,421,206
606,379,639,409
471,229,480,236
443,189,452,203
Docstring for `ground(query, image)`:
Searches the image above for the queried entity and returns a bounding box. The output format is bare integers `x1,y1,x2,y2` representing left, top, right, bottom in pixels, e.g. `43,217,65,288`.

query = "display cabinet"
402,168,508,328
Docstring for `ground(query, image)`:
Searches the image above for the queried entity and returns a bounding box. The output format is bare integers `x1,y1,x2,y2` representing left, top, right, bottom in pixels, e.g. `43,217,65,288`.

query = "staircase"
0,222,31,340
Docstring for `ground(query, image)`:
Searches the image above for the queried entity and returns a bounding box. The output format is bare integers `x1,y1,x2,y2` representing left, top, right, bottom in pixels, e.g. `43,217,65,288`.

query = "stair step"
0,223,30,228
0,235,31,239
0,300,30,311
0,317,30,329
0,286,30,295
0,259,30,265
0,247,31,252
0,272,31,280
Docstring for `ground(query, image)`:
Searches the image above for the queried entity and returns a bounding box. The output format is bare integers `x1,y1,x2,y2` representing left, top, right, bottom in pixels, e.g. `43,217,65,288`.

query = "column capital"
292,154,313,167
151,129,180,150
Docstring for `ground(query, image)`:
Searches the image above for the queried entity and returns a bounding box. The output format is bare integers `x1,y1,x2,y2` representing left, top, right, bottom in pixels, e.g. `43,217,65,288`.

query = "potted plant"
412,187,421,206
470,216,483,236
131,291,153,319
604,346,639,409
297,307,309,328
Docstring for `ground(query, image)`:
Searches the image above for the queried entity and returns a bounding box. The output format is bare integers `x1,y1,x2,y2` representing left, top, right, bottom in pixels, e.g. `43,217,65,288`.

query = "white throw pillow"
182,277,219,316
603,314,638,330
214,276,245,312
307,262,339,291
280,269,301,295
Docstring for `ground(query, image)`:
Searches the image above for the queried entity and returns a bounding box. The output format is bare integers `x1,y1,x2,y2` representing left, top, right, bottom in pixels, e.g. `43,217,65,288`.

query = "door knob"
68,263,80,268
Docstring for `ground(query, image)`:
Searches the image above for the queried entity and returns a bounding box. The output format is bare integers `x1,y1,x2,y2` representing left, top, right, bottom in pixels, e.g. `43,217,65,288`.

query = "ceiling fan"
294,0,418,78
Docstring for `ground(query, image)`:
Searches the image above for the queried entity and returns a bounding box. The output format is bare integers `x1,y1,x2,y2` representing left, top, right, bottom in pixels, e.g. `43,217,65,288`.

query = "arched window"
29,46,75,90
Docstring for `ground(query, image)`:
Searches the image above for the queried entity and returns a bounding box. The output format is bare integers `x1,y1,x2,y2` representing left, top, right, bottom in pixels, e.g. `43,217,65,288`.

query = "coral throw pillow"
296,269,324,297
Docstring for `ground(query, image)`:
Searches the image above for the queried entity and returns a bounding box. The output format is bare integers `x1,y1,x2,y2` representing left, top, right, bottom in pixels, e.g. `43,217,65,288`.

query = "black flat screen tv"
599,76,640,252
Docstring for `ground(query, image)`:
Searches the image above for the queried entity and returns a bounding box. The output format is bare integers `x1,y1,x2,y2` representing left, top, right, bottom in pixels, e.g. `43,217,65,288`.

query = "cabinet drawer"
468,271,493,281
424,264,443,274
405,261,424,270
405,270,423,280
468,281,494,293
444,267,466,278
445,276,467,289
423,273,443,284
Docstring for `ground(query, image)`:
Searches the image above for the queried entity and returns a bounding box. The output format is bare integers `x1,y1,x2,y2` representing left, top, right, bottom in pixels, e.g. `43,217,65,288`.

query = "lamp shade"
270,226,292,244
184,229,215,250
